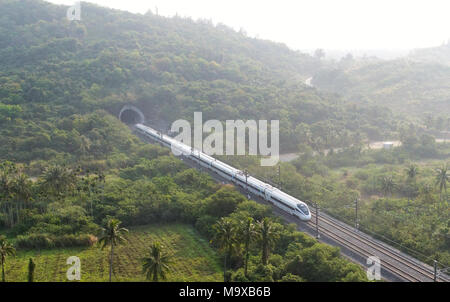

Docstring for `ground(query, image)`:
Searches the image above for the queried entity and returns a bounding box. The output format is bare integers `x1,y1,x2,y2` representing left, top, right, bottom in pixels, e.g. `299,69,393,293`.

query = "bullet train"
134,123,311,221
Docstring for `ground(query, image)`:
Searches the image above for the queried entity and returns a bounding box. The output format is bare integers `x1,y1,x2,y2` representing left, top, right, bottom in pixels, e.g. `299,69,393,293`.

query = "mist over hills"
312,44,450,120
409,41,450,66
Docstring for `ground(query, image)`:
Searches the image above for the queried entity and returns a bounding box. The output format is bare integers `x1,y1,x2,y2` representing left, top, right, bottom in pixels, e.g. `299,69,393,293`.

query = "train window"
297,204,309,215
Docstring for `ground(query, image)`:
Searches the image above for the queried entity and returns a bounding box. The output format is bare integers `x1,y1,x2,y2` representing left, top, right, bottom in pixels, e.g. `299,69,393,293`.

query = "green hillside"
0,0,401,158
0,1,372,283
3,0,447,283
313,54,450,122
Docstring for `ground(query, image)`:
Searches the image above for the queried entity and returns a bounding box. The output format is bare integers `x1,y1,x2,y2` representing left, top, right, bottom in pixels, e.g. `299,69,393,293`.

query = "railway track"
134,125,449,283
308,210,449,282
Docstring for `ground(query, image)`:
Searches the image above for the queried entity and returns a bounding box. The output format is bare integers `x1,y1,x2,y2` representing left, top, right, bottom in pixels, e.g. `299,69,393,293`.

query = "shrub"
16,234,54,249
280,273,304,282
354,170,369,181
195,215,218,239
231,269,249,282
16,233,97,250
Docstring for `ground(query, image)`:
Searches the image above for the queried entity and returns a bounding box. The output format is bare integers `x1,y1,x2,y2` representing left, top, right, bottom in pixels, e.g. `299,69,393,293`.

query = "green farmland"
4,224,222,282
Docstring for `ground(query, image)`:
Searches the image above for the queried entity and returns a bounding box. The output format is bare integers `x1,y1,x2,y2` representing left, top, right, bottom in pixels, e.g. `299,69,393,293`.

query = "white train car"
134,123,311,221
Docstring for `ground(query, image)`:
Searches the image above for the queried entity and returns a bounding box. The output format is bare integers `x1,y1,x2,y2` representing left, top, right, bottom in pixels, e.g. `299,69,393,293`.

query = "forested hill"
0,0,319,80
0,1,372,282
313,47,450,120
409,41,450,66
0,0,401,162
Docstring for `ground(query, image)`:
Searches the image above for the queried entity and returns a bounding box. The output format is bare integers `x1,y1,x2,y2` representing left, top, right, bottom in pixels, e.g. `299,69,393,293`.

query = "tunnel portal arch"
119,105,145,124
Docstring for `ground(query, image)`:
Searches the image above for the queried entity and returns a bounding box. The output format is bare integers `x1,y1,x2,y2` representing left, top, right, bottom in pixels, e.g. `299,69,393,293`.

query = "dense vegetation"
290,37,450,269
0,0,448,282
0,146,367,281
0,0,370,276
219,140,450,267
0,0,405,155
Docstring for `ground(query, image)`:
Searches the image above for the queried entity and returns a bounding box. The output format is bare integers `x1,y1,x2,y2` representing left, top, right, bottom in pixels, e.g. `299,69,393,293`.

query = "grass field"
4,224,223,282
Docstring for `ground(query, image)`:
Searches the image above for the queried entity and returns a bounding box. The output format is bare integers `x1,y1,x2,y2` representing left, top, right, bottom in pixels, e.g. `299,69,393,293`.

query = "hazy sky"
47,0,450,51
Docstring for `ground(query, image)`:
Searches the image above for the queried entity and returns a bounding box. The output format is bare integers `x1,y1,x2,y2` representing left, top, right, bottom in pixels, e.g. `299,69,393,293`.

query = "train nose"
302,213,312,221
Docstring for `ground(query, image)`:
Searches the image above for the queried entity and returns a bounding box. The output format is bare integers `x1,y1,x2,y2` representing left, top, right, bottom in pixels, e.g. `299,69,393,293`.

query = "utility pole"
315,202,320,239
434,260,437,282
244,170,250,199
355,198,359,230
278,164,281,189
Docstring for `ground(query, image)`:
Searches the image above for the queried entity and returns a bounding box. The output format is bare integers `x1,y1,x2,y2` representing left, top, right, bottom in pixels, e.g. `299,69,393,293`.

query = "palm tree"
11,172,32,225
380,176,396,197
405,164,419,201
0,161,16,228
257,218,279,265
13,173,32,200
239,217,256,277
435,165,448,202
142,241,172,282
40,165,76,198
98,218,128,282
212,217,236,281
0,161,16,189
78,171,100,218
0,235,16,282
406,164,418,181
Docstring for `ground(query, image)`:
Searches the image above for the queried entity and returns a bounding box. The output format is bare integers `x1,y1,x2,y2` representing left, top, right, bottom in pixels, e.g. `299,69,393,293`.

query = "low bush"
16,233,97,249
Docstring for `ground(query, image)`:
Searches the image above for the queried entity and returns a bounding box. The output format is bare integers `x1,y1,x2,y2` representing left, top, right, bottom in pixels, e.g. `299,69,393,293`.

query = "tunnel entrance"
120,109,141,124
119,105,145,125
